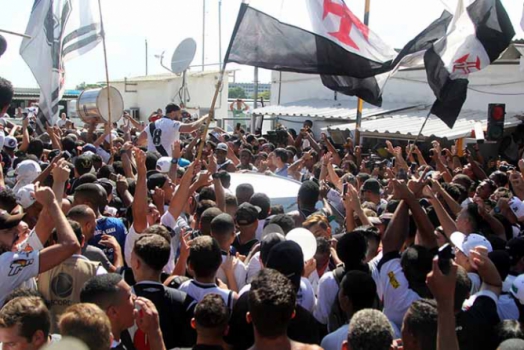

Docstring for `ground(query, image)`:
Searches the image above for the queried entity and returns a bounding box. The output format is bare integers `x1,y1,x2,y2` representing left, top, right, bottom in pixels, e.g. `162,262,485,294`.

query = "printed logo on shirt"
387,271,400,289
9,258,34,276
51,273,74,298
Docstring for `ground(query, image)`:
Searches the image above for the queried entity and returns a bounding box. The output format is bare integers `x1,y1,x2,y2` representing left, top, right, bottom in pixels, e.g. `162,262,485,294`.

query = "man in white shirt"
0,184,80,307
138,103,207,157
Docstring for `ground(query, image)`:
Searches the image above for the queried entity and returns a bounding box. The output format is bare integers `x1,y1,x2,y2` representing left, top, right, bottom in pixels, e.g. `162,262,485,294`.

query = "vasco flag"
20,0,102,130
424,0,514,128
322,10,454,107
226,0,397,79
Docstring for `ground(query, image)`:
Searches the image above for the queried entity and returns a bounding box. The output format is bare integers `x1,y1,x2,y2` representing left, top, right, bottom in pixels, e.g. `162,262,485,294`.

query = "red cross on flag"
226,0,396,79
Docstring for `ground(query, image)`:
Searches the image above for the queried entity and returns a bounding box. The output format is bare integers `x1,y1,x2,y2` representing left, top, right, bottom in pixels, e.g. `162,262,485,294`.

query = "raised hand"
172,140,181,160
52,159,71,184
33,182,56,207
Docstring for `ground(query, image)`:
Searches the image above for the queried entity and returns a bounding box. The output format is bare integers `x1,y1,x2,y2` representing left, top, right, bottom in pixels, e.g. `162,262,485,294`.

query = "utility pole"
202,0,206,71
145,39,148,76
254,67,259,109
354,0,371,146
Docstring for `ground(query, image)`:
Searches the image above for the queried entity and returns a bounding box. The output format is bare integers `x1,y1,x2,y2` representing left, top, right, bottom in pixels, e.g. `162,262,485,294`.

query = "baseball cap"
15,160,41,182
104,130,119,144
509,197,524,221
165,103,181,114
95,178,116,197
82,143,97,154
16,184,36,209
506,237,524,265
235,202,261,226
156,157,171,173
216,143,228,152
450,232,493,257
4,136,17,149
0,210,25,229
265,241,304,291
361,178,381,194
510,274,524,305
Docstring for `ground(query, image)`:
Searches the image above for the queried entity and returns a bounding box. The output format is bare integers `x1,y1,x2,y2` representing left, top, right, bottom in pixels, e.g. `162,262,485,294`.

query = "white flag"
20,0,102,128
521,3,524,31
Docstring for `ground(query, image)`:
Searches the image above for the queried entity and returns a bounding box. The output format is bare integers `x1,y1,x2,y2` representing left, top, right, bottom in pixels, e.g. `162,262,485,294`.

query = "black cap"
506,237,524,265
165,103,181,114
362,178,381,194
266,241,303,291
147,173,168,191
0,210,25,229
96,178,115,197
235,203,261,226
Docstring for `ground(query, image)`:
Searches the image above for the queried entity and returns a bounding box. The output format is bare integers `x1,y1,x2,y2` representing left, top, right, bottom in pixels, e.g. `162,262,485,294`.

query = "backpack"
327,265,348,332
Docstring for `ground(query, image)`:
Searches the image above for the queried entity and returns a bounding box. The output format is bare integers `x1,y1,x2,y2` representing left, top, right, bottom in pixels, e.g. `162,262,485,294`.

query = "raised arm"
34,183,81,273
179,115,208,134
19,117,30,152
382,180,410,255
132,149,149,233
426,184,458,238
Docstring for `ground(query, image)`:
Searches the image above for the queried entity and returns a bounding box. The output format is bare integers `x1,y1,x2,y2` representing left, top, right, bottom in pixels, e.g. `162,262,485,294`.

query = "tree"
75,82,106,91
259,91,271,100
229,87,247,99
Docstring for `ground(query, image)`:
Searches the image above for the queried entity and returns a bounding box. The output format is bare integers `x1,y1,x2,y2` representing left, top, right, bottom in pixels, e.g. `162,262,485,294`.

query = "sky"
0,0,523,90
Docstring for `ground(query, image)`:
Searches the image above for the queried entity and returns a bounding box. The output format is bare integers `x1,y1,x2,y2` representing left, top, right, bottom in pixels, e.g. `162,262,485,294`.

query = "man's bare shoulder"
291,341,324,350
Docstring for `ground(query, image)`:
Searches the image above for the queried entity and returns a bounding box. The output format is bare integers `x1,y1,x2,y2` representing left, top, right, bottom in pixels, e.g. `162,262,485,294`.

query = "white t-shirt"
497,293,520,321
146,118,181,157
0,250,40,306
246,252,262,284
379,257,422,329
313,271,338,325
216,255,247,292
503,274,517,293
124,225,175,274
178,279,235,309
468,272,481,295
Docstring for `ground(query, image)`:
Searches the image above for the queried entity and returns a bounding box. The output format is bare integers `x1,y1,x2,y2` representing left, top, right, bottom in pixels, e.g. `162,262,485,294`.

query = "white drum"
77,87,124,124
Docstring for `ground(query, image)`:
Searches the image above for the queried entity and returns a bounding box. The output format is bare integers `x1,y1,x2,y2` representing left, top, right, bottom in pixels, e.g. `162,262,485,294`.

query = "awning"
324,106,524,140
252,99,422,121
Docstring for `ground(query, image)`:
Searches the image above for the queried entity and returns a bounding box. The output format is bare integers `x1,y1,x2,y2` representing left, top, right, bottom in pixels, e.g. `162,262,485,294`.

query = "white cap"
450,232,493,257
510,274,524,305
216,143,228,152
15,160,41,183
16,184,36,209
104,130,119,143
156,157,171,173
509,197,524,221
3,136,17,149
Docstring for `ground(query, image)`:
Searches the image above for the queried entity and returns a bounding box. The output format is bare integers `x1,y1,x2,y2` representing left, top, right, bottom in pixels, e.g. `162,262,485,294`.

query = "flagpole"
196,2,248,161
407,109,432,160
97,0,113,156
0,29,31,39
354,0,371,146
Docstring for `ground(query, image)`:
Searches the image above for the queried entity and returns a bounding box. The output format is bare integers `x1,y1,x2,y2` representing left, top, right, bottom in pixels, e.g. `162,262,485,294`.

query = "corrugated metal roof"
252,99,422,120
111,70,232,84
13,88,80,98
326,107,524,140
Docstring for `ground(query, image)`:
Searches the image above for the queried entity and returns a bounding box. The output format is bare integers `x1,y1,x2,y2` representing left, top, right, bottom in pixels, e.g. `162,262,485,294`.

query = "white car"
228,172,302,212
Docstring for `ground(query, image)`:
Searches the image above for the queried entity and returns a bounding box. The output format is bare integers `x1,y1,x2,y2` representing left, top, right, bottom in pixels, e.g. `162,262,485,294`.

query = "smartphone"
429,150,435,158
343,183,349,196
391,157,396,167
441,150,447,156
437,243,454,275
62,151,71,161
409,163,417,173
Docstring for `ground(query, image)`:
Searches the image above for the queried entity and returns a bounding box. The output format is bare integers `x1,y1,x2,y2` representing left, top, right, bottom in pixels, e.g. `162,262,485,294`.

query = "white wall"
112,72,229,123
271,63,524,113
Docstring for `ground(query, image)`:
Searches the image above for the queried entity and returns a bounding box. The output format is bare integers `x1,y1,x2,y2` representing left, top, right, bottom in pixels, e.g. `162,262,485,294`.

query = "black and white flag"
424,0,514,128
226,0,397,79
20,0,102,131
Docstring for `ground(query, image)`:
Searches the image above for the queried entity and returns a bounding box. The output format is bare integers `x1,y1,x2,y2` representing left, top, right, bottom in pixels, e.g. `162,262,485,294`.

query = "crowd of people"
1,74,524,350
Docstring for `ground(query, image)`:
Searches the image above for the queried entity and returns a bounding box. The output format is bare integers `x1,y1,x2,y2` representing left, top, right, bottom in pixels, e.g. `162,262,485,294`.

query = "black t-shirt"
226,291,320,350
456,295,500,350
133,282,197,348
232,235,258,256
193,345,225,350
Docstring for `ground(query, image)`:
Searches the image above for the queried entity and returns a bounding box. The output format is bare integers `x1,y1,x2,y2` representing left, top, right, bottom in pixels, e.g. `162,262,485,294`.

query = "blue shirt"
276,165,289,178
89,217,128,264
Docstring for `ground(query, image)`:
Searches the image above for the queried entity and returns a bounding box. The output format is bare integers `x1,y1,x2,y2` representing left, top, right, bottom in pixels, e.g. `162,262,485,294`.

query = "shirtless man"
247,269,322,350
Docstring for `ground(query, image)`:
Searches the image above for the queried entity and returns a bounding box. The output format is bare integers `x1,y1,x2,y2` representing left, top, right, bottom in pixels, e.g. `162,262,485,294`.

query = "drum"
77,86,124,124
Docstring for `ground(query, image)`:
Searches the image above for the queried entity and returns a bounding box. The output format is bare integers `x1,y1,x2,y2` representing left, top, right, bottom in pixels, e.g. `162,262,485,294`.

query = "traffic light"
487,104,505,141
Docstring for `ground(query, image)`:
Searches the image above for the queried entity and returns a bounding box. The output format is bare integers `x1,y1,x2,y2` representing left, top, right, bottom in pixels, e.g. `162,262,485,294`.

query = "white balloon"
287,228,317,261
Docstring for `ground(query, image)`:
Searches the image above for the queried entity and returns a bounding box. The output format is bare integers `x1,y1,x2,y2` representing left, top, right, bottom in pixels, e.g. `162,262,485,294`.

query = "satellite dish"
171,38,197,75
